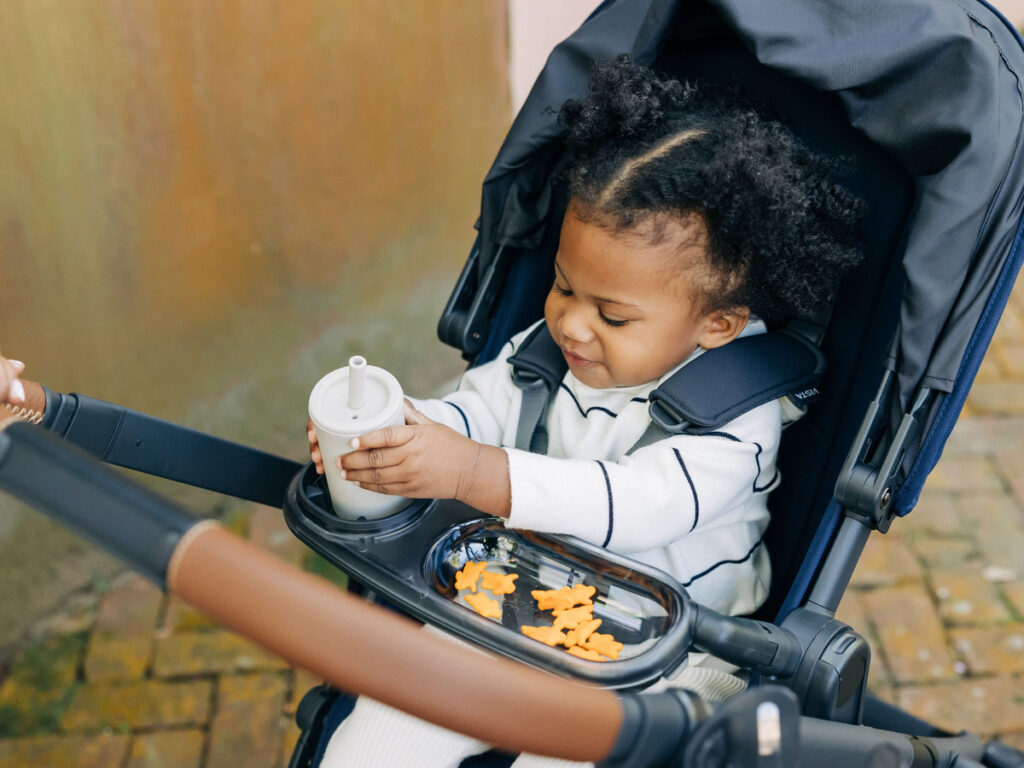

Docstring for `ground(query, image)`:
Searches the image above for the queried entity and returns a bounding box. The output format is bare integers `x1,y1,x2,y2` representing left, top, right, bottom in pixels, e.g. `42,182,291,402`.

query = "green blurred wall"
0,1,510,649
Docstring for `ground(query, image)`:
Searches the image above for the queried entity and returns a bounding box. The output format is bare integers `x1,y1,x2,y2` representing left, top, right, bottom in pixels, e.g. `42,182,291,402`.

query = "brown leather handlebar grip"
167,522,623,761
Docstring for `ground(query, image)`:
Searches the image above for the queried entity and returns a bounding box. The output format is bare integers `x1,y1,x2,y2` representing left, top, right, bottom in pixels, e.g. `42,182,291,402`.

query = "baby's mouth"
561,346,597,368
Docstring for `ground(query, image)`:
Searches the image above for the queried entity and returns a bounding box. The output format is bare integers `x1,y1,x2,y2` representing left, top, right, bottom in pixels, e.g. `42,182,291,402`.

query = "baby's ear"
697,306,750,350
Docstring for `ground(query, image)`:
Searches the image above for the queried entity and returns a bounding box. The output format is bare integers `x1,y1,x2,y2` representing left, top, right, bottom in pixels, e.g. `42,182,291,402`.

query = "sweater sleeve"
505,401,780,552
407,338,524,447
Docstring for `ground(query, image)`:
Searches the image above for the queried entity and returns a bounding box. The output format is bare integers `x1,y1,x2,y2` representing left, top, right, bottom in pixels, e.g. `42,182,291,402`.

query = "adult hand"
0,351,26,406
338,401,511,516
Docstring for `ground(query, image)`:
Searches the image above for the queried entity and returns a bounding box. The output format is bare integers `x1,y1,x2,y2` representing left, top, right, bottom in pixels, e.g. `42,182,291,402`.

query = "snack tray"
283,463,696,690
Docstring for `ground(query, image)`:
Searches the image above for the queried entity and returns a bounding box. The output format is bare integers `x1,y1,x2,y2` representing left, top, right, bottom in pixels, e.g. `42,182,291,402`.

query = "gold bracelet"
1,402,44,425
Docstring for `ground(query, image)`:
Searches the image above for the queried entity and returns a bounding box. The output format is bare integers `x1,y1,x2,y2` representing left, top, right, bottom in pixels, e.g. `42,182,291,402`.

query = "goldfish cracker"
552,604,594,631
566,645,605,662
582,632,623,661
464,591,501,619
480,571,519,595
531,585,595,611
521,625,566,647
454,561,488,593
563,618,602,648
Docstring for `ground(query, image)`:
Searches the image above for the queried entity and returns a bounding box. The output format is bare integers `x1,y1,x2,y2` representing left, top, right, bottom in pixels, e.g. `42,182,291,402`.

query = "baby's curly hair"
558,55,864,325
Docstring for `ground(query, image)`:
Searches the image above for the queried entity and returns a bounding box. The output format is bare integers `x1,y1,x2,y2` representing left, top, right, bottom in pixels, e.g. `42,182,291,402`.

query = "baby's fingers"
341,465,409,493
403,400,432,426
349,424,415,451
338,443,406,473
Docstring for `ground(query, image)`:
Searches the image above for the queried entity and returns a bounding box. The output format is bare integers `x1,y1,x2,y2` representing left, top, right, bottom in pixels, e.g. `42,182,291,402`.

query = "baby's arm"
339,402,511,516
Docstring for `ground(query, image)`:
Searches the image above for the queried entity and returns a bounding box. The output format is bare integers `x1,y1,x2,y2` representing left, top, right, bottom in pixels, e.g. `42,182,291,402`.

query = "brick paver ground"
3,289,1024,765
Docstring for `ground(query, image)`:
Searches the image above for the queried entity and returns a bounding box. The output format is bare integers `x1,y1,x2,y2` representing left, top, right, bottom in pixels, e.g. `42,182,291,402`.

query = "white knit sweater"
411,320,779,617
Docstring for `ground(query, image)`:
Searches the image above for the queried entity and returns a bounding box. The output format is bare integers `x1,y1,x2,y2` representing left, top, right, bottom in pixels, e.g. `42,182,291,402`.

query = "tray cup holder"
292,462,430,535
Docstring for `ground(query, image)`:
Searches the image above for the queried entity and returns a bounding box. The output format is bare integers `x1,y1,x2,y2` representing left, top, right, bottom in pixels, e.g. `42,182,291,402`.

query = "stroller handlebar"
29,383,302,507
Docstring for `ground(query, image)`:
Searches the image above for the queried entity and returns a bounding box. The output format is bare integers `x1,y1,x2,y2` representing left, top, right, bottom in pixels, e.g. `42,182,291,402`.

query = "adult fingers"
8,378,25,404
1,358,25,404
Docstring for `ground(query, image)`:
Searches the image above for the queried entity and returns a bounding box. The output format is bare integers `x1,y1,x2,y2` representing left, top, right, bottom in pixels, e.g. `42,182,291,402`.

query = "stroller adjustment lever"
835,371,935,533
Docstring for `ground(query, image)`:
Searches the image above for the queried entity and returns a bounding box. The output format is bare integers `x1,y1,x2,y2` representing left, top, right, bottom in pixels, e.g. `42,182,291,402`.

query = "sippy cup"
308,356,409,519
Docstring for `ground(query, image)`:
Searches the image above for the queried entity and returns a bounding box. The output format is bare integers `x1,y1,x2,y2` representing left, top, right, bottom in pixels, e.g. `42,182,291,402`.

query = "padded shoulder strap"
506,323,567,391
507,324,567,453
649,330,826,434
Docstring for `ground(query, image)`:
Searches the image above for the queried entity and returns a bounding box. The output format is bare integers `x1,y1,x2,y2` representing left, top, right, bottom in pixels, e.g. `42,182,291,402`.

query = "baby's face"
544,207,745,389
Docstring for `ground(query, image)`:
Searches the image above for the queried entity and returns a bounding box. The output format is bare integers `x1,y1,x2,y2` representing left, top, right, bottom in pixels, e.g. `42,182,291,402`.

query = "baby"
308,55,862,768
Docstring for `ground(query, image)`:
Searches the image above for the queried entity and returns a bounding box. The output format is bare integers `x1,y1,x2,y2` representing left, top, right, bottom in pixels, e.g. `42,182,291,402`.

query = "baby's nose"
559,307,596,342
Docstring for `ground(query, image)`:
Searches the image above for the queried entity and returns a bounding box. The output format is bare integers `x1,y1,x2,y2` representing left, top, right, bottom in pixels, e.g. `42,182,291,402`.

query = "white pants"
320,645,747,768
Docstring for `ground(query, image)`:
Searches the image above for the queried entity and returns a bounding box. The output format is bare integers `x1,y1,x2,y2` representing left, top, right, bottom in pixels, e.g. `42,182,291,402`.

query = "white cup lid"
309,362,403,437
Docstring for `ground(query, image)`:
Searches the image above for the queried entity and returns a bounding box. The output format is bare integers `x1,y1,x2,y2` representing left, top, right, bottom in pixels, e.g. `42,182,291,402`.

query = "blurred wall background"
0,0,511,651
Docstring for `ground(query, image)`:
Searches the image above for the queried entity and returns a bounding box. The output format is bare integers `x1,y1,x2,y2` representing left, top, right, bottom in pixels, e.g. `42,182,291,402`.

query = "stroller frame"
4,0,1024,765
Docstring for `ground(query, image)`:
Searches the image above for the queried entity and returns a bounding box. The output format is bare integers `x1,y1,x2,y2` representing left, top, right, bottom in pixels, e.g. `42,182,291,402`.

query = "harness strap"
625,421,672,456
507,324,826,455
508,324,568,453
514,380,553,453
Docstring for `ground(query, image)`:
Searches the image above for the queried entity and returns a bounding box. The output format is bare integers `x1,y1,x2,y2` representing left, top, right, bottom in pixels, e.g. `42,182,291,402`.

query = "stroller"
3,0,1024,764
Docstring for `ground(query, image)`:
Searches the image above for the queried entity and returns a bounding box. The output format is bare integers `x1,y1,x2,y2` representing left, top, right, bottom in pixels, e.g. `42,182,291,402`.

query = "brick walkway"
3,291,1024,766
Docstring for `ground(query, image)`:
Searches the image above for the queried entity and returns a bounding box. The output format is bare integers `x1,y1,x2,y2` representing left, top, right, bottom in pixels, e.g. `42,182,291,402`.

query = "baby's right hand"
307,399,425,476
0,351,26,406
307,418,325,475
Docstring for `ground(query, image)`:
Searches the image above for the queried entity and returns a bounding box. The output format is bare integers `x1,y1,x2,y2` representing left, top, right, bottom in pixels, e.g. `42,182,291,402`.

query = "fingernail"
10,360,25,371
338,469,347,480
10,379,25,403
349,438,360,449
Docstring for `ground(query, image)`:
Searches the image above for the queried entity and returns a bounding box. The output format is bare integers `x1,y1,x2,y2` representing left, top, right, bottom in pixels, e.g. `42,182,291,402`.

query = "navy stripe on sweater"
701,431,779,493
443,400,472,440
557,382,648,418
596,460,614,548
681,534,766,588
672,448,700,532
